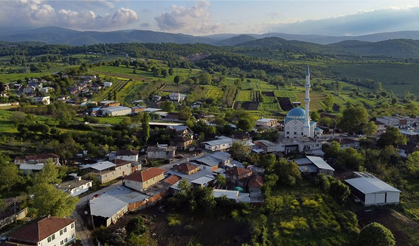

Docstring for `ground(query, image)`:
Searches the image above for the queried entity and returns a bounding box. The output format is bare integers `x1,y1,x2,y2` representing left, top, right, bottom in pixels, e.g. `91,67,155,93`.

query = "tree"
0,154,22,191
178,107,192,121
198,72,212,85
260,153,276,171
230,142,249,162
310,111,320,122
363,121,378,137
356,222,395,246
33,159,61,185
337,147,364,170
162,101,175,112
142,113,150,143
126,217,147,236
338,105,369,133
325,141,341,158
161,69,168,78
406,151,419,177
378,126,407,147
329,177,350,204
168,67,174,76
323,95,334,112
30,182,79,217
174,75,180,85
274,158,301,186
216,174,227,187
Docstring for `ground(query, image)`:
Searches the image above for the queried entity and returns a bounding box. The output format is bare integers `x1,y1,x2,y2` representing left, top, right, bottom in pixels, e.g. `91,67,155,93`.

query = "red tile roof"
124,168,166,182
8,216,75,243
248,175,264,188
172,163,199,174
225,166,253,178
164,175,181,185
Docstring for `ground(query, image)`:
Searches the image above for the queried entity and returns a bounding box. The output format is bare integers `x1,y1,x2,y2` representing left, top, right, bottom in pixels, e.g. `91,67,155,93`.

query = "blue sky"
1,0,419,36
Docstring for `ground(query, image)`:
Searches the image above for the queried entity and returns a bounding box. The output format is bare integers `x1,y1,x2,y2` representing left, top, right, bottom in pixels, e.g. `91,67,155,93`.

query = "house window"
48,237,52,242
52,234,55,240
60,230,63,235
294,132,297,135
64,227,67,233
71,223,75,229
60,240,64,245
286,132,289,134
65,238,68,243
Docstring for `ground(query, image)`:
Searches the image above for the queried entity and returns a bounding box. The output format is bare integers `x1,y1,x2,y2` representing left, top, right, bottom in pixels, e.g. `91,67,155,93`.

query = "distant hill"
216,35,257,46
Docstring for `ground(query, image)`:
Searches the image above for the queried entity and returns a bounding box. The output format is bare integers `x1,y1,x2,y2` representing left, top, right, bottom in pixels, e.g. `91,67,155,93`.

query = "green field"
205,86,223,100
236,91,251,101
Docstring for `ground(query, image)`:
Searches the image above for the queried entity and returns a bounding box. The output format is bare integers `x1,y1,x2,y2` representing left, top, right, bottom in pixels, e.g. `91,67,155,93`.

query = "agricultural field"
205,86,224,100
240,79,276,90
235,91,251,101
93,79,130,101
296,92,326,111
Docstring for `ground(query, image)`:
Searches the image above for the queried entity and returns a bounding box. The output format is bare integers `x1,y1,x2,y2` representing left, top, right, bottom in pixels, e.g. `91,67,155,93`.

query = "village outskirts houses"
256,118,278,128
147,144,176,159
82,160,132,184
167,125,195,150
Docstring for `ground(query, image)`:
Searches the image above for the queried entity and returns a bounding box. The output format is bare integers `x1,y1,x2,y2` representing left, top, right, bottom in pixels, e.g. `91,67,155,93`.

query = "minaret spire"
303,65,311,137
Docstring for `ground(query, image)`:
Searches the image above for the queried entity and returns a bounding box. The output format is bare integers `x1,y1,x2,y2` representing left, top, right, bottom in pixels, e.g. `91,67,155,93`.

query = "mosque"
284,66,322,139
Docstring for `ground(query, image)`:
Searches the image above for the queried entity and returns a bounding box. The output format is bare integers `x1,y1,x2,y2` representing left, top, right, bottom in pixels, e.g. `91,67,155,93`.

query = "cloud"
272,6,419,36
155,0,222,34
140,23,150,28
0,0,139,30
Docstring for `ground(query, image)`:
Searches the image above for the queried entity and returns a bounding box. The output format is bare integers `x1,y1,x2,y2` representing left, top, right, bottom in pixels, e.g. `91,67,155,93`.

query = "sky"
1,0,419,36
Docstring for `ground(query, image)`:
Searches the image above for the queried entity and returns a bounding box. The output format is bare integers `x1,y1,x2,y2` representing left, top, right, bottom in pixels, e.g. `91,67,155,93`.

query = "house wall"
386,192,400,204
0,208,27,229
39,222,76,246
125,173,165,191
98,164,132,184
117,155,138,162
364,192,400,206
147,151,167,159
204,142,232,151
103,109,131,116
68,182,93,196
125,180,143,191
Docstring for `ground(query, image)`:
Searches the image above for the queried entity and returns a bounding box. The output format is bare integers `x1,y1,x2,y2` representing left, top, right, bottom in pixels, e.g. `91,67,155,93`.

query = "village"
0,67,415,246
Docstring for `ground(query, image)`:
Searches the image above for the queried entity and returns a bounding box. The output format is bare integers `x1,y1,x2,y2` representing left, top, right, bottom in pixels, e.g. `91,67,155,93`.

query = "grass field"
296,92,325,111
205,86,224,100
235,91,251,101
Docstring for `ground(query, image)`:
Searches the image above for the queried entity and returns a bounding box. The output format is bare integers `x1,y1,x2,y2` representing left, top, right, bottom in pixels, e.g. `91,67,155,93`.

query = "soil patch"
278,97,293,111
234,101,259,110
262,91,275,97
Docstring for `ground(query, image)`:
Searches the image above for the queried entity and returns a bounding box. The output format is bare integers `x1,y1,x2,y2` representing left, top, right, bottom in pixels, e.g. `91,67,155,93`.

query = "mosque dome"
287,107,305,117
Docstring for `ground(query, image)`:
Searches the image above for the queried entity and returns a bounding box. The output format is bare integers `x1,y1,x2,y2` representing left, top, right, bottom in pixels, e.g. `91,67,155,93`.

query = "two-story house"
147,144,176,159
225,166,253,187
256,118,278,128
86,160,132,184
116,150,139,162
14,153,60,166
7,216,76,246
123,167,166,191
167,126,194,150
172,163,201,175
56,177,93,197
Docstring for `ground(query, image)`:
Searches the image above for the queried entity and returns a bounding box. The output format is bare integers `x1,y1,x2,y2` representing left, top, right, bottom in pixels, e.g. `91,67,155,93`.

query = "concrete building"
203,136,234,151
256,118,278,128
7,216,76,246
147,144,176,159
101,106,132,116
124,167,166,191
116,150,139,162
57,177,93,196
254,140,277,153
85,160,132,184
345,172,400,206
294,156,334,176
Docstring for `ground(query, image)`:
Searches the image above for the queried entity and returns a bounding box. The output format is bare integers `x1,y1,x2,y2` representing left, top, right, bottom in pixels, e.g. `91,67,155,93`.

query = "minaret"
303,66,311,137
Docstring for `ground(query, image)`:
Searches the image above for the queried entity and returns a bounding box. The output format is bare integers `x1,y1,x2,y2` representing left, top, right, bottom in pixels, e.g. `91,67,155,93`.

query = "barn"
345,172,400,206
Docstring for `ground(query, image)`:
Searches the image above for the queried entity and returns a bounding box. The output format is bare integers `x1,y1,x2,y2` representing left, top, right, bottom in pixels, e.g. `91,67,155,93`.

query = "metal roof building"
345,172,400,206
294,156,334,176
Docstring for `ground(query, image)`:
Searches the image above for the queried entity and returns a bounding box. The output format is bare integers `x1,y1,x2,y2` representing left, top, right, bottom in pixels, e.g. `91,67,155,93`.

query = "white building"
284,67,322,139
203,136,234,151
294,156,334,176
33,96,50,105
345,172,400,206
116,150,139,162
103,81,113,87
101,106,132,116
169,92,181,102
8,216,76,246
256,118,278,128
57,177,93,196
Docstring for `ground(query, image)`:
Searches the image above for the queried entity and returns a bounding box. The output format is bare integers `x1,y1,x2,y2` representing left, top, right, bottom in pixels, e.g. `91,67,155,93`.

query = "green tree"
356,222,395,246
337,147,364,170
329,177,350,204
33,159,61,185
162,101,175,112
406,151,419,177
126,216,147,236
142,113,150,143
323,95,334,112
216,174,227,187
0,154,23,191
310,111,320,122
30,182,79,217
161,69,168,78
274,158,301,186
230,142,249,162
325,141,341,158
178,107,192,120
260,153,276,171
363,121,378,137
174,75,180,85
378,126,407,147
338,105,369,133
198,72,212,85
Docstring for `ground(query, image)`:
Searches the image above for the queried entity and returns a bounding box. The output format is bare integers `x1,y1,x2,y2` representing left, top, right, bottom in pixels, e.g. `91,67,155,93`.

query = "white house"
203,136,234,151
169,92,181,102
123,167,166,191
116,150,139,162
33,96,50,105
103,82,113,87
256,118,278,128
57,177,93,196
101,106,131,116
345,172,400,206
7,216,76,246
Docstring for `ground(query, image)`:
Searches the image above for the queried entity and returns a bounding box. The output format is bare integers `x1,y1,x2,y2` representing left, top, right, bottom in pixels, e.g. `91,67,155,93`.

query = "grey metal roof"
298,165,318,173
213,189,239,200
294,158,311,165
209,151,231,161
191,175,215,185
19,164,44,171
89,195,128,218
345,177,400,194
194,156,220,167
306,156,335,171
101,106,131,112
203,137,233,146
89,161,116,171
104,186,150,204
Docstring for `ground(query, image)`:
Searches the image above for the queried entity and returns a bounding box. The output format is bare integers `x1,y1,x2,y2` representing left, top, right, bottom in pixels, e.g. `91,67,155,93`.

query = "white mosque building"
284,66,322,139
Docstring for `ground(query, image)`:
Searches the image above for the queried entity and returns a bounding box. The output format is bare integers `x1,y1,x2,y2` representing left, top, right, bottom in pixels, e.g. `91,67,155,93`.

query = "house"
89,186,151,227
124,167,166,191
376,116,414,129
68,88,79,95
191,175,215,187
248,175,264,202
172,163,201,175
208,152,231,167
99,100,120,107
345,172,400,206
192,155,221,173
116,150,139,162
212,189,250,203
147,144,176,159
399,130,419,143
56,177,93,196
256,118,278,128
328,138,360,150
132,106,146,114
7,216,76,246
225,166,253,187
374,121,386,135
41,87,54,94
169,92,181,102
254,140,277,153
85,160,132,184
167,125,194,150
14,153,60,166
294,156,334,176
33,96,50,105
167,125,194,137
90,85,102,91
56,95,70,102
203,136,234,151
101,106,132,116
103,82,112,87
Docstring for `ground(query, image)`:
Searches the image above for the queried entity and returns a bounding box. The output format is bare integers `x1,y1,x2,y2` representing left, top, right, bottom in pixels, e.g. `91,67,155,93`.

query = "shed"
345,172,400,206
